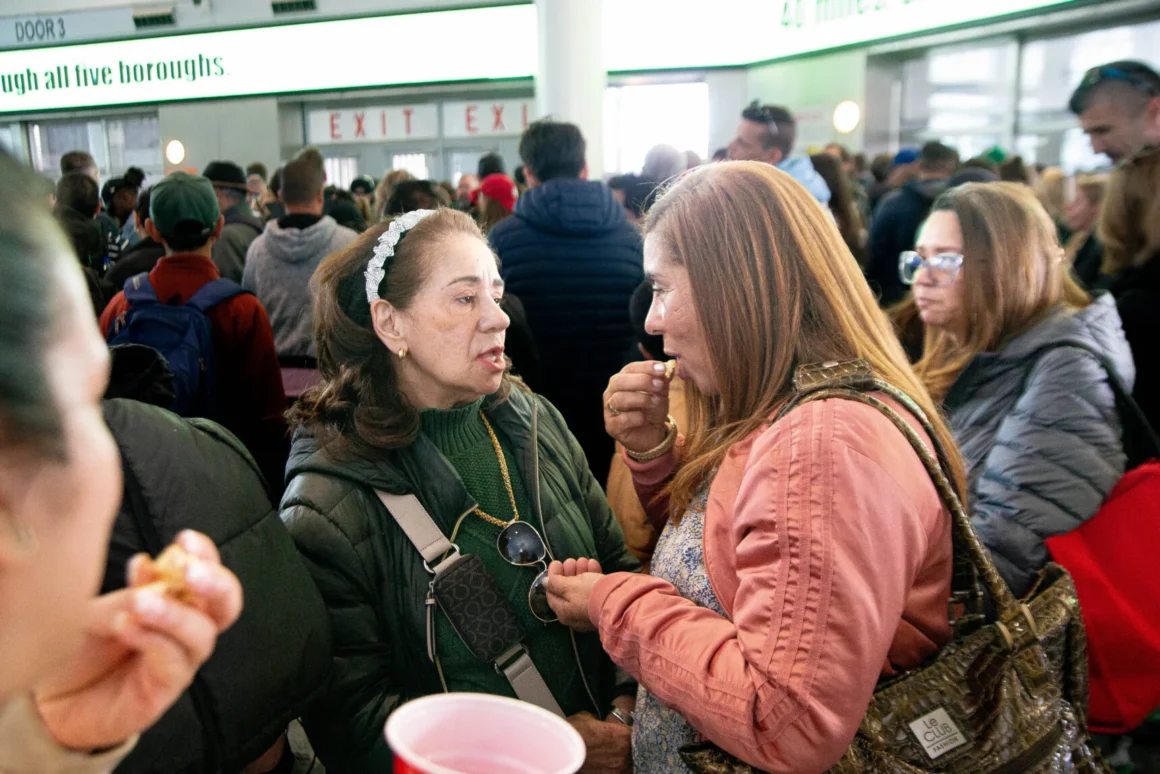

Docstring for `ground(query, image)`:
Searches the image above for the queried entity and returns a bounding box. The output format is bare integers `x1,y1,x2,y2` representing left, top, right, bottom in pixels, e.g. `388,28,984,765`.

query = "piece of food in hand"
664,360,677,380
149,544,197,603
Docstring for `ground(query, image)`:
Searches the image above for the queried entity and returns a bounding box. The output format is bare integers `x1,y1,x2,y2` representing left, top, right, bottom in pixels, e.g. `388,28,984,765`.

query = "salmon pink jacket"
589,397,954,773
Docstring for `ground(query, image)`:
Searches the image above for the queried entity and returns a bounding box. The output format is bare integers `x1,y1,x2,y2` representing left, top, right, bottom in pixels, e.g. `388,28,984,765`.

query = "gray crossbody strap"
376,491,458,573
374,491,565,717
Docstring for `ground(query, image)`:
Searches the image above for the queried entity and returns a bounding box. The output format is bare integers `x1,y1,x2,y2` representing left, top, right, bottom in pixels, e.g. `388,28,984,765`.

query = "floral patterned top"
632,483,726,774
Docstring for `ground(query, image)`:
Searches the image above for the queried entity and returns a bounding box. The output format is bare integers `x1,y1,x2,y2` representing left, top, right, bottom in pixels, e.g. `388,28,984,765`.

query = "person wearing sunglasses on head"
904,182,1133,598
1069,60,1160,165
281,207,640,773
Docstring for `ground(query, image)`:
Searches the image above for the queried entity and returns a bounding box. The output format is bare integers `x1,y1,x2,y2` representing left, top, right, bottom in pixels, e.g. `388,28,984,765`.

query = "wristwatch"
609,707,635,727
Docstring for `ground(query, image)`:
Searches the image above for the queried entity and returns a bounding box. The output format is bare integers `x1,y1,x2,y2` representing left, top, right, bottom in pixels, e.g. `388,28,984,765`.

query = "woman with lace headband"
283,207,640,772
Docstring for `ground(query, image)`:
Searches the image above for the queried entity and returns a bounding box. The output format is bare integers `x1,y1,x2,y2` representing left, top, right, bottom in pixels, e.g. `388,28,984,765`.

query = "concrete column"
535,0,605,178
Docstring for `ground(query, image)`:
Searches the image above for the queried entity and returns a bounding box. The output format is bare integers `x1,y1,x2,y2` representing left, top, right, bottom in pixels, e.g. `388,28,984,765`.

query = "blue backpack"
107,274,247,418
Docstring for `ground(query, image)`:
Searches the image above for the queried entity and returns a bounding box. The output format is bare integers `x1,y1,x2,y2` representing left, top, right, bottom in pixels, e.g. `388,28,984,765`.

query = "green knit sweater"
420,398,591,716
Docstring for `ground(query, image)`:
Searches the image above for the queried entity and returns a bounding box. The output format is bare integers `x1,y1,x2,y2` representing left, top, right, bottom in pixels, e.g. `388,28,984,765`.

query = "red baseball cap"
479,173,518,212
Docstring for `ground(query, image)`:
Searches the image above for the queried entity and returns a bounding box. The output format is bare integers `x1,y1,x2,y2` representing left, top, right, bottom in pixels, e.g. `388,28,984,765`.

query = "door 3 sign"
306,100,536,144
307,105,439,144
442,100,533,138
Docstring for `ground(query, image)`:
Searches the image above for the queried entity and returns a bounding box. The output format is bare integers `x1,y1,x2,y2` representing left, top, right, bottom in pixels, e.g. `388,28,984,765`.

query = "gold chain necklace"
473,412,521,528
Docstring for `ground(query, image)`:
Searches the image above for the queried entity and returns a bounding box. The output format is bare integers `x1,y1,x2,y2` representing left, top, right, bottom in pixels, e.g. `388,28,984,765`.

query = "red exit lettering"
354,112,366,138
466,105,478,134
492,105,505,131
329,112,341,141
403,107,414,135
381,110,387,137
521,103,528,129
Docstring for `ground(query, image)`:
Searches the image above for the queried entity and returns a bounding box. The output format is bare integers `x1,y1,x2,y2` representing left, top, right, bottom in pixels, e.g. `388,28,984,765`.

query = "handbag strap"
374,490,565,717
775,361,1026,626
1020,338,1160,466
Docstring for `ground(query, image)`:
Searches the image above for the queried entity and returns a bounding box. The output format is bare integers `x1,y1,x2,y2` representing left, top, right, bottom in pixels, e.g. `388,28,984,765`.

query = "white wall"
158,96,280,174
747,50,868,153
705,70,748,156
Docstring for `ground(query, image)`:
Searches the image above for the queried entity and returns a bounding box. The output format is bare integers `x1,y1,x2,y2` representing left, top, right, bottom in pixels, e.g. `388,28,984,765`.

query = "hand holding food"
603,360,677,455
33,531,243,753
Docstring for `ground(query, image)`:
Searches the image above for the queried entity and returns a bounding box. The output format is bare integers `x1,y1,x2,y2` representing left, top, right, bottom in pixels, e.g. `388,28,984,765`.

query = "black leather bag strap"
1020,338,1160,466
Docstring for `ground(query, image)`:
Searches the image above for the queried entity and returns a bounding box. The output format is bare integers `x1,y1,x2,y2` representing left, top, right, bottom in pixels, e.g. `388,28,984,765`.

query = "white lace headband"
365,209,436,303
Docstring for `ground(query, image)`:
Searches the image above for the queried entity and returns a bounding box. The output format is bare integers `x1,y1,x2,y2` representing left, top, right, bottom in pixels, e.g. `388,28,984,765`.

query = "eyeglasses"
1079,65,1160,98
900,251,964,287
496,521,556,623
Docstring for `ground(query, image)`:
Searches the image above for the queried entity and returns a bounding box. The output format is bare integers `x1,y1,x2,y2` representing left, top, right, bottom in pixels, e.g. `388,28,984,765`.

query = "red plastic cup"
386,693,586,774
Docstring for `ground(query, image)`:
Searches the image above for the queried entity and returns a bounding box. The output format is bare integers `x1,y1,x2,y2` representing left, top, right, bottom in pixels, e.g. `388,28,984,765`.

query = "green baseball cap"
149,171,220,242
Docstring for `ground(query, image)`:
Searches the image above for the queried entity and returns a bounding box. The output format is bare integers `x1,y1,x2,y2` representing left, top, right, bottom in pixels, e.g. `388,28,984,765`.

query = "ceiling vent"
133,6,176,28
272,0,317,14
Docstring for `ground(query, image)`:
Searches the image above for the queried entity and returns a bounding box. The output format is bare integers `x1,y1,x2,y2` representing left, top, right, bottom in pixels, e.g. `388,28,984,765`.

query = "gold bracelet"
626,415,678,462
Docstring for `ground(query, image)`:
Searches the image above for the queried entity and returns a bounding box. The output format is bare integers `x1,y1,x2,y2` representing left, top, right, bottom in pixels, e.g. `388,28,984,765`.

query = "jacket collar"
288,387,541,536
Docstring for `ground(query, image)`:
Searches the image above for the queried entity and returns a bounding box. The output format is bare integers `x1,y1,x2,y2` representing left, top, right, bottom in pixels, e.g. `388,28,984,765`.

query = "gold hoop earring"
398,347,408,360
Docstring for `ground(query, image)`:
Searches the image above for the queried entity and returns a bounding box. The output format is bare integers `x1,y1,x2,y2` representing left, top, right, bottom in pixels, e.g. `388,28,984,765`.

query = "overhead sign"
0,0,1079,115
0,4,536,115
306,105,439,144
0,8,135,49
442,99,535,138
607,0,1078,70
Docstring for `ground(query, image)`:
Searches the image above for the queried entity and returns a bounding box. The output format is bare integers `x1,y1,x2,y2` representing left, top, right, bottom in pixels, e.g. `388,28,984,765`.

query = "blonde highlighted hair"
1099,146,1160,274
914,182,1090,399
644,161,966,515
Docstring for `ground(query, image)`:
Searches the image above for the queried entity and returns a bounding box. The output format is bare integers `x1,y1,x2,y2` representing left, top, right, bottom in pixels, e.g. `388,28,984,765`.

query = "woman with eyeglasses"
903,182,1133,598
282,207,640,772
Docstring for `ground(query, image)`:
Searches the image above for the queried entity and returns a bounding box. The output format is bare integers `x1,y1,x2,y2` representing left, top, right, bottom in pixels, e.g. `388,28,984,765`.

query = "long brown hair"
914,182,1090,399
290,208,515,451
810,152,867,266
479,195,513,233
1099,146,1160,274
644,161,965,515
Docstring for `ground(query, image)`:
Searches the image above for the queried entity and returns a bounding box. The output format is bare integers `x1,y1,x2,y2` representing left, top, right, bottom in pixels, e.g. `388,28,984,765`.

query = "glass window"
392,153,430,180
899,38,1018,156
603,82,709,174
27,115,162,181
1018,20,1160,171
323,156,359,190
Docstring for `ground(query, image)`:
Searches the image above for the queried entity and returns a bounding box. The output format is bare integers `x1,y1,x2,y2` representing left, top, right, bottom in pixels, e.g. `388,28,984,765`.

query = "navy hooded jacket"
489,178,643,480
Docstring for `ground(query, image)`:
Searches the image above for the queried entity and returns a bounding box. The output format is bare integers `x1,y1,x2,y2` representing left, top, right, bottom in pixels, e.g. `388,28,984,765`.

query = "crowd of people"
1,57,1159,774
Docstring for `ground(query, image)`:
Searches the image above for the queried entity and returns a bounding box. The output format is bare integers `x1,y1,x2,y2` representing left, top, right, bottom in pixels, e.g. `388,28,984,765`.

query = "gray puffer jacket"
944,293,1135,597
243,215,358,358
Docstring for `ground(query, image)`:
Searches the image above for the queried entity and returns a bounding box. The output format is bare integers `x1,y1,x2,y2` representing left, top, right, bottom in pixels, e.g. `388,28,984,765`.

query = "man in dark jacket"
489,120,643,483
105,186,167,291
866,141,959,307
102,397,331,774
60,149,125,265
204,160,266,282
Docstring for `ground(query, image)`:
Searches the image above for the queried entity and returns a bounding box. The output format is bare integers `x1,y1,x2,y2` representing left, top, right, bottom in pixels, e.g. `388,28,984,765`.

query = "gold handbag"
679,360,1109,774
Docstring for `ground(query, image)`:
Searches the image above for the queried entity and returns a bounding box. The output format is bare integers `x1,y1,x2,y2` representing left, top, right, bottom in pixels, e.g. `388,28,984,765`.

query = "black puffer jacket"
489,178,643,483
1105,253,1160,433
102,399,332,774
281,387,639,772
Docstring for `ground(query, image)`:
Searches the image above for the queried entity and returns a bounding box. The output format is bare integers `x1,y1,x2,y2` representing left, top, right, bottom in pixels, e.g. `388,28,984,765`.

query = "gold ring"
607,399,622,417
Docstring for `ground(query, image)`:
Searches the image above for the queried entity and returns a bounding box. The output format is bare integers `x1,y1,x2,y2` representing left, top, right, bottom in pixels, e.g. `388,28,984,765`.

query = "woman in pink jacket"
545,161,966,773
